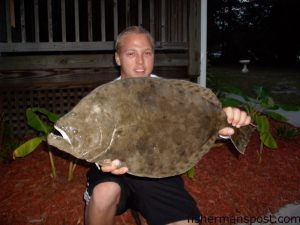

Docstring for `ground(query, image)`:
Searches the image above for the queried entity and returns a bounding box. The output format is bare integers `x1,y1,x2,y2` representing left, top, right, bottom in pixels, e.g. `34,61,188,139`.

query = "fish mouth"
52,125,72,145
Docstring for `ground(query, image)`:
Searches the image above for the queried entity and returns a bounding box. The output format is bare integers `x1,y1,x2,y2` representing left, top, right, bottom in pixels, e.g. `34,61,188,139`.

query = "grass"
207,66,300,106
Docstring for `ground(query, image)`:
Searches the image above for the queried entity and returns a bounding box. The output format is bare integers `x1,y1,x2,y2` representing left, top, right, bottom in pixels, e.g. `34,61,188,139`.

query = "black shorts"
85,164,201,225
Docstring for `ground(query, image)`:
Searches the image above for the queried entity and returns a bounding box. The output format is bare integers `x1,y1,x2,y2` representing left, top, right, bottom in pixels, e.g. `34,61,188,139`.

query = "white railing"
0,0,188,52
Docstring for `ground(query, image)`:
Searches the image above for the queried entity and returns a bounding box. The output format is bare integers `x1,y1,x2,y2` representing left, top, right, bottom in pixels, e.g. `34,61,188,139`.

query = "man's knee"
90,182,121,209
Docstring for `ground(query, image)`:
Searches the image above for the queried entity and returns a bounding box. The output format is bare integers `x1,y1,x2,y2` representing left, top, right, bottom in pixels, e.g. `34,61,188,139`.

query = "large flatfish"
47,77,254,178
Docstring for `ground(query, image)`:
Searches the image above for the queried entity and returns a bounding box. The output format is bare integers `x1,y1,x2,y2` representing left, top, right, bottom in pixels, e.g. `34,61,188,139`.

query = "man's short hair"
115,26,155,52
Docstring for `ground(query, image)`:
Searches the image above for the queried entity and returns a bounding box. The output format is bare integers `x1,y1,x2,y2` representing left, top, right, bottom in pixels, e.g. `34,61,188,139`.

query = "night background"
207,0,300,67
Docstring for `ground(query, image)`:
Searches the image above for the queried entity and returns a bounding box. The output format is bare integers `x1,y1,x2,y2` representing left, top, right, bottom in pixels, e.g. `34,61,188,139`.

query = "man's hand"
100,159,128,175
218,107,251,136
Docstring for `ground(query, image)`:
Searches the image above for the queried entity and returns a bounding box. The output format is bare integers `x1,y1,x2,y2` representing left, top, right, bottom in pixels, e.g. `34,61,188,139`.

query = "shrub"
219,85,299,162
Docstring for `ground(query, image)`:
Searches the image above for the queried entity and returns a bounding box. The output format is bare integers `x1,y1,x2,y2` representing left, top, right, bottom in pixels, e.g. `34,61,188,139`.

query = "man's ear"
115,52,121,66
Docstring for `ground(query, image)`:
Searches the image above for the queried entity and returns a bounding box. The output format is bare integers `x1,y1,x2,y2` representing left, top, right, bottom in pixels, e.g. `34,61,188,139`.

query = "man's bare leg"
85,182,121,225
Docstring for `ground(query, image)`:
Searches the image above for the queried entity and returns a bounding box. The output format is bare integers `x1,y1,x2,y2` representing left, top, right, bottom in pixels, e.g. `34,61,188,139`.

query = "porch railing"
0,0,189,52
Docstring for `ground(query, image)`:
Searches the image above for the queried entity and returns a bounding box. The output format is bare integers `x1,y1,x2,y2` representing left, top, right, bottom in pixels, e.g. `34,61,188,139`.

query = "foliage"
276,126,300,140
13,108,58,178
13,108,77,181
187,167,196,179
219,85,299,162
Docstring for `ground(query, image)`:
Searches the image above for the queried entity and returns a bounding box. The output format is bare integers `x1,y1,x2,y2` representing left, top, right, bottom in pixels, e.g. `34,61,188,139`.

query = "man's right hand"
100,159,128,175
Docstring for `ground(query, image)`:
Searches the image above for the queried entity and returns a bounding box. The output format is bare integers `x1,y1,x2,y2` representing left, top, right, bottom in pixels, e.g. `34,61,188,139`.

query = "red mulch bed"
1,123,300,225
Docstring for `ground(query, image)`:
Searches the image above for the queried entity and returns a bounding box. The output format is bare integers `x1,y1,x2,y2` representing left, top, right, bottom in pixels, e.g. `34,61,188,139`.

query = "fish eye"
72,128,78,134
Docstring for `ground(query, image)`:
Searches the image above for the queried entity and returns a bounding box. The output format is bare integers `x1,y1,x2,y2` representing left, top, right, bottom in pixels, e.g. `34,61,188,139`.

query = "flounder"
47,77,254,178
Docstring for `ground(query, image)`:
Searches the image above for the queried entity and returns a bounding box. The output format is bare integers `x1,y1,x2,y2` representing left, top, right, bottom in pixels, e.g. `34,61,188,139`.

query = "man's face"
115,33,154,79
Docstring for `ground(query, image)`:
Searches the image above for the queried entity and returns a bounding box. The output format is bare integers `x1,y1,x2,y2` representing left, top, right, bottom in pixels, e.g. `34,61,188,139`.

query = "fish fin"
230,124,256,154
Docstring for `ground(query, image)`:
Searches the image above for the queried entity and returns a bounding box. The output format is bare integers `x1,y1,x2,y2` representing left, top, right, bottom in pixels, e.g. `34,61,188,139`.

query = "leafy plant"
219,85,299,162
276,126,300,140
187,167,196,179
13,108,77,180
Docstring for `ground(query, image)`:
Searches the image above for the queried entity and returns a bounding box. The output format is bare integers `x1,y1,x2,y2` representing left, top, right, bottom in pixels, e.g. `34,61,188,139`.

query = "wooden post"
6,0,12,42
34,0,40,42
188,0,200,79
61,0,66,42
75,0,80,42
47,0,53,42
113,0,118,39
182,0,187,42
149,0,155,38
126,0,130,27
9,0,15,28
88,0,93,41
161,0,166,42
138,0,142,26
20,0,26,43
101,0,106,41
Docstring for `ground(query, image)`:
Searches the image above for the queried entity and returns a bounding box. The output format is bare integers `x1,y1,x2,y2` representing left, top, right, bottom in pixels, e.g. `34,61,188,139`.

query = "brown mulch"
1,124,300,225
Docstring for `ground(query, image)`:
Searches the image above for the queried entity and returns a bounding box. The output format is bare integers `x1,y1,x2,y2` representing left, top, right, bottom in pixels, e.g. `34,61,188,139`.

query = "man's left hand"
218,107,251,136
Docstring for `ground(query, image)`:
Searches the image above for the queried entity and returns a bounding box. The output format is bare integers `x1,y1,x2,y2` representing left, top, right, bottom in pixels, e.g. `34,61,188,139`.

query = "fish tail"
230,124,256,154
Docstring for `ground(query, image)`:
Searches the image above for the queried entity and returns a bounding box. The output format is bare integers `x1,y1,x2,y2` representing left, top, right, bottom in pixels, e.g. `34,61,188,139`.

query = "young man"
84,26,251,225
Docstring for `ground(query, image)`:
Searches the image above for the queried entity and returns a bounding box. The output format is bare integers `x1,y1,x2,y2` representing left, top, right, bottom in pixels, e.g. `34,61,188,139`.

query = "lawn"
207,66,300,106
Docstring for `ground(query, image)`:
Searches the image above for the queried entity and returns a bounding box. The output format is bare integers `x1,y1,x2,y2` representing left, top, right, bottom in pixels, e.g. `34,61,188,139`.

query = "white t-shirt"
115,74,158,80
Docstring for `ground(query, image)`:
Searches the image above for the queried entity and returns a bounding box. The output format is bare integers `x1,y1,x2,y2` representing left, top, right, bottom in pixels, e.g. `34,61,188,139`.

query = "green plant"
13,108,77,180
186,167,196,179
219,85,299,162
276,126,300,139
